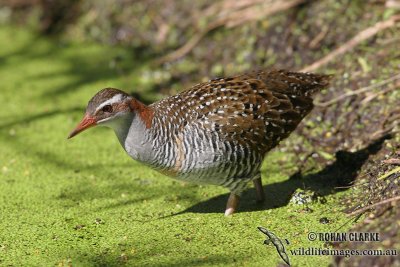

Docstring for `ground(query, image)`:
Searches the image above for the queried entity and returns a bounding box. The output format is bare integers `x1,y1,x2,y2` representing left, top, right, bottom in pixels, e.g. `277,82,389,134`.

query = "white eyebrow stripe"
96,94,124,111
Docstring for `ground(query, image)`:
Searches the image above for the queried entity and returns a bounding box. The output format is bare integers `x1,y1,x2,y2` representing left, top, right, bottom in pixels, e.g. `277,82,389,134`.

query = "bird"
68,69,331,215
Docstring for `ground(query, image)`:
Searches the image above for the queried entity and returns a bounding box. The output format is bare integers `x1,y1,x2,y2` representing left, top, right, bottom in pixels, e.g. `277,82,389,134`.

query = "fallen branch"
309,26,329,49
156,0,305,64
360,84,399,105
369,127,395,141
314,72,400,107
383,158,400,165
224,0,305,27
301,15,400,72
347,195,400,216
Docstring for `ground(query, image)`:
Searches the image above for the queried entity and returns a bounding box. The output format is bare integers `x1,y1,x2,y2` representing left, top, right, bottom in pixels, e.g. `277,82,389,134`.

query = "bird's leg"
253,177,265,203
225,193,240,216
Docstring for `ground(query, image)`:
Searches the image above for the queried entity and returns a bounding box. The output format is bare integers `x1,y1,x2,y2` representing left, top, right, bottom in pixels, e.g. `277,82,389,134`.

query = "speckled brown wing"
151,69,331,154
237,69,331,98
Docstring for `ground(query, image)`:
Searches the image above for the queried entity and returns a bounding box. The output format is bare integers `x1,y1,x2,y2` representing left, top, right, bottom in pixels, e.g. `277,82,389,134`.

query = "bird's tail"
278,70,332,97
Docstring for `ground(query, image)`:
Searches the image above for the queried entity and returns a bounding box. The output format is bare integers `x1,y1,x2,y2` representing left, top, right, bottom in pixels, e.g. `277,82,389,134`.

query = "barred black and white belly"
145,124,264,192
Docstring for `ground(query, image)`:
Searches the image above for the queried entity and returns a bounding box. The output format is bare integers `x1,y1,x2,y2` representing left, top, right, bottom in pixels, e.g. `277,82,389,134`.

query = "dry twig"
309,26,329,49
156,0,305,64
383,158,400,165
314,72,400,107
347,195,400,216
360,83,399,105
301,15,400,72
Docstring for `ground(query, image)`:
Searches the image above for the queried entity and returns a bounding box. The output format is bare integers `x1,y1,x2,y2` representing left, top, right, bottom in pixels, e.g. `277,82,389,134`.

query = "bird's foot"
225,193,240,216
253,177,265,203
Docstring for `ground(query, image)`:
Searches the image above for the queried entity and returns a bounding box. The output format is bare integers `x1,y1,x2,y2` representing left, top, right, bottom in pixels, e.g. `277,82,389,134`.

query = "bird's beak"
68,114,97,139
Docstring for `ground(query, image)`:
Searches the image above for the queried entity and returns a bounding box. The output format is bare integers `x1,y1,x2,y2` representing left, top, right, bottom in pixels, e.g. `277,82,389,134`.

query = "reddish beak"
68,114,97,139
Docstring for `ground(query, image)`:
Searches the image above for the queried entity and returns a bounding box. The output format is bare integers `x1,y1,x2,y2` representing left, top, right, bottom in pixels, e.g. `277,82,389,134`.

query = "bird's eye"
101,105,113,113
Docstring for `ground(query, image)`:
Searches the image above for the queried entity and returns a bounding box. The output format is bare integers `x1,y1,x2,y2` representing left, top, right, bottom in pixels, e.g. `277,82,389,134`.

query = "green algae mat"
0,26,353,266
